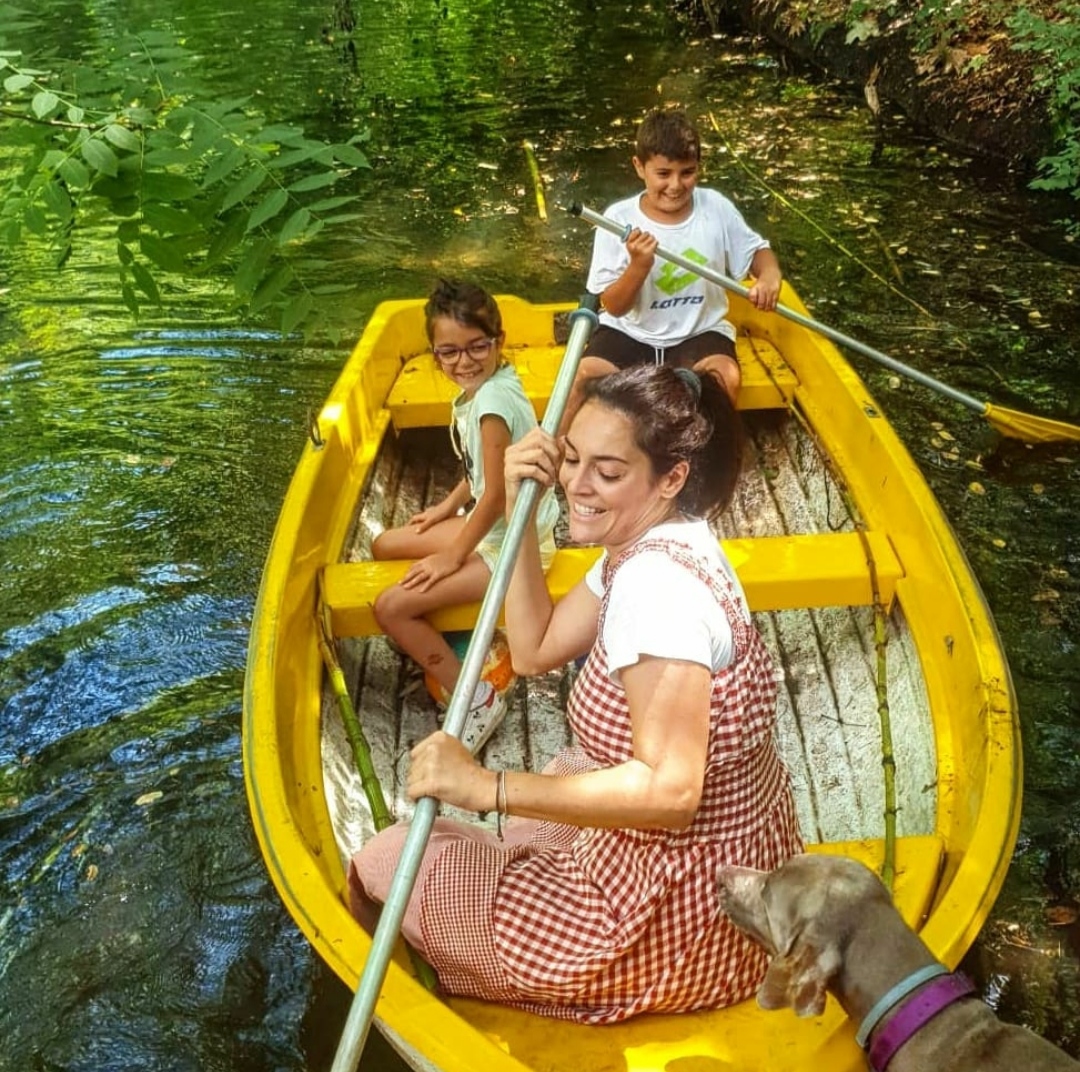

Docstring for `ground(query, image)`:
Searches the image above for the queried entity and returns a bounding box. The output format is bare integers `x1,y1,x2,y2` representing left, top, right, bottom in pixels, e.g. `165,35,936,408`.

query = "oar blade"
985,403,1080,444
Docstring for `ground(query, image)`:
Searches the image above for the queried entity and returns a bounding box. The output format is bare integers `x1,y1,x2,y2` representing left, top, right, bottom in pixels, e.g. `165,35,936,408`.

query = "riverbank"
684,0,1062,172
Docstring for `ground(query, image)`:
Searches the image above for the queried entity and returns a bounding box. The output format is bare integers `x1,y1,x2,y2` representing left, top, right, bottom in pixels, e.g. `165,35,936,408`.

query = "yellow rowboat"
242,288,1020,1072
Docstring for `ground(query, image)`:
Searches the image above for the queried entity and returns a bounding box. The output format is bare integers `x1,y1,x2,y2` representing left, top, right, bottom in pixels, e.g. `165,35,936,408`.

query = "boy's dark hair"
635,108,701,163
424,278,502,343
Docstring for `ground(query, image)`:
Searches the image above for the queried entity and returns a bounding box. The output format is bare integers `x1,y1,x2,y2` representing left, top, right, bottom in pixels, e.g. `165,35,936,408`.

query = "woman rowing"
349,362,803,1022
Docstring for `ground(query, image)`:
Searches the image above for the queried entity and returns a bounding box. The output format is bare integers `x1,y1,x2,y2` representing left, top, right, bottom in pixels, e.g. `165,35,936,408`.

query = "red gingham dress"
416,536,803,1024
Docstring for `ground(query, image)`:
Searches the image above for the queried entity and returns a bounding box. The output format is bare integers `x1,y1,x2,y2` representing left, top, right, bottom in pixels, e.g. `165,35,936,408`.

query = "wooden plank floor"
323,413,936,872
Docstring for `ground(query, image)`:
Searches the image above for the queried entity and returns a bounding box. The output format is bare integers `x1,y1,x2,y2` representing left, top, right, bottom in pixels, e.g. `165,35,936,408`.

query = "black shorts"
585,326,736,370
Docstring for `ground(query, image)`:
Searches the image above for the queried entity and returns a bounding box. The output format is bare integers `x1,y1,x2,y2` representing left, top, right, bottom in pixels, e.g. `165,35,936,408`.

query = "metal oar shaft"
571,202,991,418
330,299,599,1072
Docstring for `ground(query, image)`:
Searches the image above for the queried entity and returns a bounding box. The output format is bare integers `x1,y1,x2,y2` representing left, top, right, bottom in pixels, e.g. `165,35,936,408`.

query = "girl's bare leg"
372,515,467,561
374,554,493,694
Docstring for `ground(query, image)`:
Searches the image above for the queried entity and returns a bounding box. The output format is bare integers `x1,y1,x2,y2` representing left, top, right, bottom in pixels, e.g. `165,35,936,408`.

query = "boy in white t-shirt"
570,108,782,422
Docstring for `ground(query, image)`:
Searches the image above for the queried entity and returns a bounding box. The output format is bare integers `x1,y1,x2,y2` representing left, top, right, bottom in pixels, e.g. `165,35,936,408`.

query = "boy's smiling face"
633,153,698,223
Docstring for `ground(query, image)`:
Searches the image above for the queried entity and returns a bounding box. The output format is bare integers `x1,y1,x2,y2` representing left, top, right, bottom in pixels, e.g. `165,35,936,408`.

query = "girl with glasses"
371,278,560,753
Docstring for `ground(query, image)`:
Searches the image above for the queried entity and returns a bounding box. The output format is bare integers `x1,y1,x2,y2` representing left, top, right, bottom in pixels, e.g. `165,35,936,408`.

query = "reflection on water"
1,0,1078,1068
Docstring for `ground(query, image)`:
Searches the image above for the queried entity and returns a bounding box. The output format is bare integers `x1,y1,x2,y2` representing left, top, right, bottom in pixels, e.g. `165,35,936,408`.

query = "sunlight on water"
1,0,1078,1068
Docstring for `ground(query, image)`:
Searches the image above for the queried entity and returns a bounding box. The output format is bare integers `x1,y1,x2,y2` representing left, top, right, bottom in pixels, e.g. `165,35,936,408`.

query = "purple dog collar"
866,971,977,1071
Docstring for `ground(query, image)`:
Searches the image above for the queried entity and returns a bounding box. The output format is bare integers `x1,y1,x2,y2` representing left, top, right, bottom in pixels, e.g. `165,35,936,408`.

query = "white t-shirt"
452,363,560,547
584,518,747,681
585,186,770,346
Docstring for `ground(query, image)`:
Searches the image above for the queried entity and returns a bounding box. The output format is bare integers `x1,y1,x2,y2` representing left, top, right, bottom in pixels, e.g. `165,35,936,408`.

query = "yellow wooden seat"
385,335,798,431
322,530,902,637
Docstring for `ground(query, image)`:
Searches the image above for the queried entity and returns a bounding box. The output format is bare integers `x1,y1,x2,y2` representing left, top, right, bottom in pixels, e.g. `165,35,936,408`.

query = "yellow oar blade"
985,402,1080,444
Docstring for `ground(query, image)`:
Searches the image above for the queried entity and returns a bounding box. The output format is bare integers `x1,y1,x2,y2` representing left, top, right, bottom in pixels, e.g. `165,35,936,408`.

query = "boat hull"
243,292,1020,1072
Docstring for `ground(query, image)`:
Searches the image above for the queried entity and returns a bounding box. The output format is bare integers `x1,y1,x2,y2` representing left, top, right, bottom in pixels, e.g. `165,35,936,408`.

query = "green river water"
1,1,1077,1068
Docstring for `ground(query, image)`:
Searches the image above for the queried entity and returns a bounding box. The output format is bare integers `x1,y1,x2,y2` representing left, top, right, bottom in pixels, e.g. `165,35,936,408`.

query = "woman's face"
560,401,686,555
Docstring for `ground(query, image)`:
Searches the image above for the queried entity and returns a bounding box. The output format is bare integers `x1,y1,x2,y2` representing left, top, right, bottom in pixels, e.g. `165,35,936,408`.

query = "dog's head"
717,854,889,1018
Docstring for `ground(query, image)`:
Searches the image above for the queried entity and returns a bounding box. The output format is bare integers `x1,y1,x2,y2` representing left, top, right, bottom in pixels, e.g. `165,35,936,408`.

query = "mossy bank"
684,1,1074,183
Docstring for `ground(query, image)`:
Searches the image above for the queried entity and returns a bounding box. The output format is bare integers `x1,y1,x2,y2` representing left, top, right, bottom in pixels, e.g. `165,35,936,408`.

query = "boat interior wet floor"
322,410,937,873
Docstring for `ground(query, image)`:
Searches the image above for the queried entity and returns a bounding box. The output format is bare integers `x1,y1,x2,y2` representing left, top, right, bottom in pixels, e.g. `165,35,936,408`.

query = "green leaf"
221,167,269,211
233,237,273,298
57,156,91,188
141,147,193,167
203,145,246,187
24,203,48,235
268,143,328,169
203,210,248,269
121,281,140,317
31,90,60,119
131,261,162,304
141,171,200,201
307,195,359,212
91,171,139,204
333,143,370,168
140,232,187,273
189,110,224,157
246,187,289,231
288,170,341,193
278,207,311,244
55,242,72,269
255,124,307,145
122,106,155,126
281,292,314,335
82,138,120,177
117,242,134,265
41,180,72,222
66,104,85,124
202,95,252,120
301,218,324,241
117,220,141,243
250,264,294,312
3,73,34,93
142,201,204,236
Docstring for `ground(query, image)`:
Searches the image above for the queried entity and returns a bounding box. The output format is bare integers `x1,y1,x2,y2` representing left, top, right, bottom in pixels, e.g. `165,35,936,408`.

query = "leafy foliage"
0,30,370,337
1010,2,1080,232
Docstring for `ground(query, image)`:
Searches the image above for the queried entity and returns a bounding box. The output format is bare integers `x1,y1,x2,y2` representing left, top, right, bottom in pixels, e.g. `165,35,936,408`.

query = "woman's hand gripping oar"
570,202,1080,445
328,294,600,1072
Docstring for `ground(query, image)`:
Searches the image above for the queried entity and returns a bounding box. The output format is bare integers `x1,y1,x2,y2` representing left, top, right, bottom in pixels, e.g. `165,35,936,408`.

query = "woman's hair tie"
674,366,702,400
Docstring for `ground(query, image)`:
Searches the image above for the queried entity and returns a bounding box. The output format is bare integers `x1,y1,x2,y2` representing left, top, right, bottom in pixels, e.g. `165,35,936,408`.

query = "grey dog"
717,853,1079,1072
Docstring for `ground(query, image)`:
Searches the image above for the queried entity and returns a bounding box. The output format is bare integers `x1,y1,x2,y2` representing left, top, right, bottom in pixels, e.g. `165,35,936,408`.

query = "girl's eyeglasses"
432,337,497,366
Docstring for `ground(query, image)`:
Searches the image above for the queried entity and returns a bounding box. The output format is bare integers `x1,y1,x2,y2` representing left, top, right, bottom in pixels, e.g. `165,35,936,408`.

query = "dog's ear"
757,932,841,1018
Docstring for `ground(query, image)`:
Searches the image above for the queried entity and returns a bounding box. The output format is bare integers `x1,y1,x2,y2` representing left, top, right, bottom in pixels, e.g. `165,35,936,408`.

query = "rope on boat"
316,574,440,991
745,336,897,889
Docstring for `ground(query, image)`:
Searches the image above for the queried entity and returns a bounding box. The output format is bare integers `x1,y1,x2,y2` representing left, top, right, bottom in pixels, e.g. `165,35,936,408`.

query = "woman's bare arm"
409,654,712,831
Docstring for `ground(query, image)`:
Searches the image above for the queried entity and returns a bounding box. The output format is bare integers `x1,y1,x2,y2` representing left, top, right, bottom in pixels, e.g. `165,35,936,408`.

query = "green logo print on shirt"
655,248,709,296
